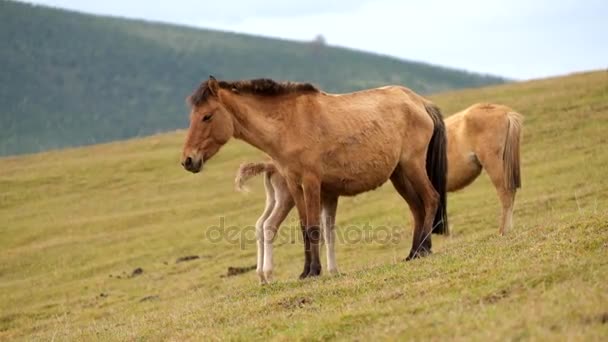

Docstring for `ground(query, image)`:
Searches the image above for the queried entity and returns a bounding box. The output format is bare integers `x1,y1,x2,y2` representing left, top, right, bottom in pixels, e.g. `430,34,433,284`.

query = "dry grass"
1,71,607,340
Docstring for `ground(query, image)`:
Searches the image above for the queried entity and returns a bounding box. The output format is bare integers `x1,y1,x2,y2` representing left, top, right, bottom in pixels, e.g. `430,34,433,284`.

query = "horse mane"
189,78,319,106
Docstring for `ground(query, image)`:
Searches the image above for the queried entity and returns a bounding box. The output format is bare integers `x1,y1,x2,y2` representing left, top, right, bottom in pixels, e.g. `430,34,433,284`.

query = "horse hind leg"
404,160,439,259
499,190,515,236
390,168,425,261
393,152,439,260
477,151,516,235
321,195,339,275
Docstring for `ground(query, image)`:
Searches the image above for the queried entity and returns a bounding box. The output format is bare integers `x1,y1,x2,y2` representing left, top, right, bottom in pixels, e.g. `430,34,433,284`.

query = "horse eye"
202,113,213,122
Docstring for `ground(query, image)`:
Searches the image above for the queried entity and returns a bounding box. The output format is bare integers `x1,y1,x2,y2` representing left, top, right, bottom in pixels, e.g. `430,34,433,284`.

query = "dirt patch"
584,312,608,325
140,295,160,302
481,289,510,304
131,268,144,277
112,267,144,279
277,297,312,310
176,255,200,263
221,265,256,278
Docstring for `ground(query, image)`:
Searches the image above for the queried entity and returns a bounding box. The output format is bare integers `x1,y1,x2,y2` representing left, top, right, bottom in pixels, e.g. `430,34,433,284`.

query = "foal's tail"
235,161,277,192
503,111,524,190
424,103,449,235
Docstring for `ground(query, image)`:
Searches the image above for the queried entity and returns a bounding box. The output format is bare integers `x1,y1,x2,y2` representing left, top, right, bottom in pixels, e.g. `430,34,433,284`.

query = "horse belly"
446,125,483,192
321,143,400,196
317,107,405,196
447,152,482,192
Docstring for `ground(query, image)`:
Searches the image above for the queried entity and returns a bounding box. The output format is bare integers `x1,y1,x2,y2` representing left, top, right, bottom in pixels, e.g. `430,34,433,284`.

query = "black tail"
424,103,449,235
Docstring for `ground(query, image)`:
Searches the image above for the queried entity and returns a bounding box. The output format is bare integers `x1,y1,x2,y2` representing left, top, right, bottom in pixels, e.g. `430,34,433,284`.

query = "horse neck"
221,91,292,157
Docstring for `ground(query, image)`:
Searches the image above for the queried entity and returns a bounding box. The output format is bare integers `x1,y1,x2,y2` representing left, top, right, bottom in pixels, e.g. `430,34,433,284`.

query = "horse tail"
235,161,277,192
424,103,449,235
503,111,524,190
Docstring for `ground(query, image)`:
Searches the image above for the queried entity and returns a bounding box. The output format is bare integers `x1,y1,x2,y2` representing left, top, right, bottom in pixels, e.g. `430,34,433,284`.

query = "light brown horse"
236,103,523,280
446,103,523,234
182,77,448,283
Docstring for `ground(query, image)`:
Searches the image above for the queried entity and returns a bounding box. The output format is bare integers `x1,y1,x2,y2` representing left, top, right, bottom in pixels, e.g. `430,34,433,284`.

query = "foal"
237,103,523,281
236,162,331,281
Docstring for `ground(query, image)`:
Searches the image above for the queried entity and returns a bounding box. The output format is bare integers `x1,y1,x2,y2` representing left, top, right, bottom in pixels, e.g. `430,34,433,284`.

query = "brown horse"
236,103,523,281
182,77,447,283
446,103,523,235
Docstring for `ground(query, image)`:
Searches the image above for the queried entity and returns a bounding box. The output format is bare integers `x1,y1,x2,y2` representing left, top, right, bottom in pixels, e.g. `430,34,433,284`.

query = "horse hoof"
298,263,311,279
307,263,321,277
263,271,273,283
306,270,321,278
299,265,321,279
405,249,432,261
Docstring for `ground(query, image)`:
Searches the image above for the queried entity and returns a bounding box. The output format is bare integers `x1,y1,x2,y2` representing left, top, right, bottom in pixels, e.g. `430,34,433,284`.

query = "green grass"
1,71,607,340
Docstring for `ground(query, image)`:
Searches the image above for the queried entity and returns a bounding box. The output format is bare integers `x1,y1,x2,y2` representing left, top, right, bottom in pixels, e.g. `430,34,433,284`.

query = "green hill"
0,0,505,156
0,71,606,340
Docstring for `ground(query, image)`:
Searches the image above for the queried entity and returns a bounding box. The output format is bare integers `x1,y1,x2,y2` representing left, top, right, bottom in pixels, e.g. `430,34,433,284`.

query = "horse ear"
208,75,219,96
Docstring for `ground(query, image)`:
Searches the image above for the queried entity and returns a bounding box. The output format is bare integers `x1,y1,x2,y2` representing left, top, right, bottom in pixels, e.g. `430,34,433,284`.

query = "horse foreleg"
285,180,312,279
302,175,322,278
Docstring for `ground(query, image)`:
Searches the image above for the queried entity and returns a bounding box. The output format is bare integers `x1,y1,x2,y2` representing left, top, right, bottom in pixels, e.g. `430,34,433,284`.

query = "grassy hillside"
0,1,505,156
0,71,607,340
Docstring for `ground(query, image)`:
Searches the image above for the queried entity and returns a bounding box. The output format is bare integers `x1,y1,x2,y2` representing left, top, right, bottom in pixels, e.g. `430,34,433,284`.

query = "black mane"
188,78,319,106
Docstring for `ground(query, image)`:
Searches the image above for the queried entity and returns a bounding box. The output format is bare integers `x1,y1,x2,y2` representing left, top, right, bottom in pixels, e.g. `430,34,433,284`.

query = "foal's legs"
400,158,440,260
256,174,276,283
321,195,339,274
262,187,294,283
260,177,338,281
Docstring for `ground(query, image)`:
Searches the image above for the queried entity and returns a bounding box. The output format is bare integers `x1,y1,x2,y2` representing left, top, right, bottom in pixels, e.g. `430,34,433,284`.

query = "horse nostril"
184,157,193,168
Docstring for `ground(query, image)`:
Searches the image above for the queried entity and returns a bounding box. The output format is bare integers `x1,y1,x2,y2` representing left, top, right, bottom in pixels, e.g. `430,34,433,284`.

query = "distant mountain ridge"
0,0,506,155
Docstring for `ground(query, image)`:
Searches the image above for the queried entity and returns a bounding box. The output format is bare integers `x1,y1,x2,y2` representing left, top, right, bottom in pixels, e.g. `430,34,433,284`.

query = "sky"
21,0,608,80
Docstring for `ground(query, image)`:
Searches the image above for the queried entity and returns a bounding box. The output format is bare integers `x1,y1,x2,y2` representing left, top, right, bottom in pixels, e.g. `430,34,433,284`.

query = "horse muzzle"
182,156,203,173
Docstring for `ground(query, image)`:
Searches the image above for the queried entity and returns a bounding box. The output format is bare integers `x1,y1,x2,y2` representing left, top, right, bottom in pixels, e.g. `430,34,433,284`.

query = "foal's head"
181,76,234,173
